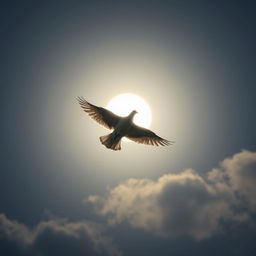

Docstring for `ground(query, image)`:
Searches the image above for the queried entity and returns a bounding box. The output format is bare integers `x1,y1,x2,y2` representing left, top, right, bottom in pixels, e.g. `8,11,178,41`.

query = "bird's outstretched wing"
77,97,122,129
126,124,173,146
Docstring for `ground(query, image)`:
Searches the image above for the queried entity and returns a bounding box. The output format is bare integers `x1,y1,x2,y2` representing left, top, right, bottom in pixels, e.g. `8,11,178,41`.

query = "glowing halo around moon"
106,93,152,129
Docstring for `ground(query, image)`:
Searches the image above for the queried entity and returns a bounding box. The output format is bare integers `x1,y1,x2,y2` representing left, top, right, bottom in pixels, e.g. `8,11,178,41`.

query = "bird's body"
115,111,136,136
99,111,137,150
77,97,173,150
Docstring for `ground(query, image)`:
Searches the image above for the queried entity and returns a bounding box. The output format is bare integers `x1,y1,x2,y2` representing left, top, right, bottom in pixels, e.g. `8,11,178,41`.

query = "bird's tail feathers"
100,133,121,151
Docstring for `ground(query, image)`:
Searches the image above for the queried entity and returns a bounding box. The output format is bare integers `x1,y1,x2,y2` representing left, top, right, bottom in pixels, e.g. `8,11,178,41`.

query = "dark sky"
1,1,256,256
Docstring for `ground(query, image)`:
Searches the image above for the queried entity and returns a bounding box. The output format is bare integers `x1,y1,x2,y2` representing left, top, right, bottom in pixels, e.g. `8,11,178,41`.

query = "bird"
77,97,173,151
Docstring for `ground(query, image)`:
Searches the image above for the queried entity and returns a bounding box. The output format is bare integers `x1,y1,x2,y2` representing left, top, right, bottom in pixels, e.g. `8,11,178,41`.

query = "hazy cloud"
88,150,256,239
0,214,121,256
211,150,256,208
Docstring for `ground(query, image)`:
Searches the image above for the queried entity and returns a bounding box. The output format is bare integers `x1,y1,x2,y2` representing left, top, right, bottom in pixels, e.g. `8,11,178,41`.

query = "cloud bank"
89,150,256,239
0,214,121,256
1,150,255,255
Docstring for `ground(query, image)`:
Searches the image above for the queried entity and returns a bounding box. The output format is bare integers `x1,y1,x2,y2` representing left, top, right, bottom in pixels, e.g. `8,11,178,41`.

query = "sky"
1,1,256,255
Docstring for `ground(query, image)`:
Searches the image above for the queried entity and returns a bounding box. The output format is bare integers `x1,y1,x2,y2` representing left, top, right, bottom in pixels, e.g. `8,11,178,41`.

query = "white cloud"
220,150,256,207
89,150,256,239
0,214,121,256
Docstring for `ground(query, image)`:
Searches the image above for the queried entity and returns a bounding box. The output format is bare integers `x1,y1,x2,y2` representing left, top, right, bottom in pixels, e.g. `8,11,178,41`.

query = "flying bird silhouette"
77,97,173,150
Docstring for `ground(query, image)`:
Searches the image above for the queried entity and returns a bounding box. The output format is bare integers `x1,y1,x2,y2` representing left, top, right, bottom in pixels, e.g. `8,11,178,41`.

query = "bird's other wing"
77,97,122,129
126,124,173,146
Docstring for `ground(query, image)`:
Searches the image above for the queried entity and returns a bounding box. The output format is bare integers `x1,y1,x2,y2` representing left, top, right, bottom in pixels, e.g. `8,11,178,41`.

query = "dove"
77,97,173,151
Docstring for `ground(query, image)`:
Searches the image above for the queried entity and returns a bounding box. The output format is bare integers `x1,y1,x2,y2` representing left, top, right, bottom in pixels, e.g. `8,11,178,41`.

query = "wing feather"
77,97,121,129
126,124,173,146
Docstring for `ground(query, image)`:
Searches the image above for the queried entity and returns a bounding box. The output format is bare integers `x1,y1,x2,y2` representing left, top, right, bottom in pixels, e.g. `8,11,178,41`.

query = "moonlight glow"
107,93,152,128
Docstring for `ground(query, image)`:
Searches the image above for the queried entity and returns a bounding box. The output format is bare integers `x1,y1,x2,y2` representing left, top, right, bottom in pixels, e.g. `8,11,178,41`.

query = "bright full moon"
107,93,152,128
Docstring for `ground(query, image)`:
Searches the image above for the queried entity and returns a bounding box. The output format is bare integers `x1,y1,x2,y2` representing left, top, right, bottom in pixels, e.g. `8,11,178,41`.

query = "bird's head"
129,110,138,119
